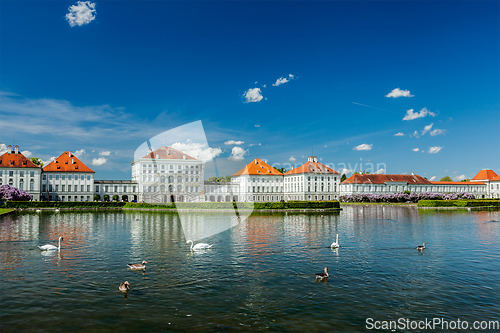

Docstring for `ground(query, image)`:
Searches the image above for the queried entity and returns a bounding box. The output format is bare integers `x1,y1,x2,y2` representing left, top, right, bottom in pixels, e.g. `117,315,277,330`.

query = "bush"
1,201,126,209
93,195,100,201
418,200,500,208
103,195,109,201
339,191,476,203
0,185,32,201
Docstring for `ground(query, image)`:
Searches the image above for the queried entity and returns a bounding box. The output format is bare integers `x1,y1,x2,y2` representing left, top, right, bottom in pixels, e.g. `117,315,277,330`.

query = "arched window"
168,176,174,183
177,176,182,183
168,185,173,192
177,185,182,192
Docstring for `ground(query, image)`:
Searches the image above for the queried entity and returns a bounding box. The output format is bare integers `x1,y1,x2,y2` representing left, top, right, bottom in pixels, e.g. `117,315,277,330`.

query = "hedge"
2,200,341,210
418,200,500,208
1,201,126,209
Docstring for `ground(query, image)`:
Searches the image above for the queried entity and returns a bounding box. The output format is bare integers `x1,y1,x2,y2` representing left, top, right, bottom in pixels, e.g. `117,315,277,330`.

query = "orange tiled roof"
342,174,432,185
232,158,283,176
490,175,500,182
0,151,40,168
43,152,94,173
471,169,498,181
142,147,196,160
285,161,339,175
430,181,485,185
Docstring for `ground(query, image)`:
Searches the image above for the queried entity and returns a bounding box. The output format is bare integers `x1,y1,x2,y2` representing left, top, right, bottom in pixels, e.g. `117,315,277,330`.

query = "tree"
93,194,100,201
440,176,453,182
340,174,347,182
30,157,43,167
225,175,231,182
460,179,470,182
103,194,110,201
207,176,217,182
112,195,118,201
276,167,287,174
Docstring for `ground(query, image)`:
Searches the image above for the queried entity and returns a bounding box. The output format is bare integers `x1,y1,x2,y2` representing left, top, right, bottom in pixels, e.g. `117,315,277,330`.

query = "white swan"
39,237,63,251
36,209,41,213
55,209,60,212
186,240,213,251
331,234,340,248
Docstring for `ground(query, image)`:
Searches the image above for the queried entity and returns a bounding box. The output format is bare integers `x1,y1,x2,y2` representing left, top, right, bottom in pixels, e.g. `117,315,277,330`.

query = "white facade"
284,156,340,201
131,147,204,203
0,145,42,200
203,181,240,202
94,180,139,202
232,174,284,202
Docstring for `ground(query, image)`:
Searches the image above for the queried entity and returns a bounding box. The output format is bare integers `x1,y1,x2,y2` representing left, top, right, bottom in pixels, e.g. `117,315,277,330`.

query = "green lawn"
0,208,14,216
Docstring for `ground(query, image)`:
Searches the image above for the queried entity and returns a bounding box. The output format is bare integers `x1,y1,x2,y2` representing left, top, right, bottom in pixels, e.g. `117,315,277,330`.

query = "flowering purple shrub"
0,185,32,201
339,191,475,203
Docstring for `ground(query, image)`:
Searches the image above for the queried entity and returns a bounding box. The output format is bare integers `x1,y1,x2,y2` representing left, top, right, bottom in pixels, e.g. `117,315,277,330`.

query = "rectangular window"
62,175,65,180
49,185,53,192
81,175,84,180
19,182,24,190
30,182,34,191
133,186,136,192
68,175,72,180
87,175,90,180
42,184,46,192
20,171,25,177
87,185,90,192
56,175,59,180
62,185,65,192
43,174,46,180
124,186,127,192
9,171,14,177
81,185,84,192
0,171,2,176
96,186,99,192
55,185,59,191
114,186,118,192
68,185,71,192
105,186,108,192
49,174,53,180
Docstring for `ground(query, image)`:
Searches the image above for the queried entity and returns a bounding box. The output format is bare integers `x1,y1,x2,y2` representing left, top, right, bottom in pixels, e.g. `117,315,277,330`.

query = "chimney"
313,156,318,163
308,156,313,162
69,152,72,157
156,154,159,159
72,158,75,164
291,166,294,170
183,155,186,160
14,145,19,154
411,172,414,175
7,145,12,154
255,159,258,164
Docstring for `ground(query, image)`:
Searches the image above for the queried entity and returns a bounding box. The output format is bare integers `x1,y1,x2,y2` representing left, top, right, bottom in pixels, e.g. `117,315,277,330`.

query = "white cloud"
43,156,56,166
430,128,446,136
254,124,261,127
243,88,263,103
386,88,414,98
403,107,436,121
249,143,261,147
99,151,111,156
74,149,86,157
272,74,295,87
289,156,296,162
454,175,466,181
428,146,443,154
421,123,433,135
410,130,420,138
374,168,386,174
412,148,419,152
92,157,107,166
430,176,436,181
66,1,96,27
341,168,353,175
21,150,33,158
228,146,247,161
0,143,7,154
394,132,404,136
224,140,244,145
171,141,222,162
353,143,373,151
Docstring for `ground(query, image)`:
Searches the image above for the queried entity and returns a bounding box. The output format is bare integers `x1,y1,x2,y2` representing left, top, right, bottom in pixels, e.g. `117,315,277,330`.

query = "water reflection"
0,207,498,332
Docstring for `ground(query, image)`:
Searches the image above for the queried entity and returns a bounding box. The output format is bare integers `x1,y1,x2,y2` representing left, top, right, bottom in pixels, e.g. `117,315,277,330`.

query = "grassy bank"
418,200,500,208
2,200,341,210
0,208,14,216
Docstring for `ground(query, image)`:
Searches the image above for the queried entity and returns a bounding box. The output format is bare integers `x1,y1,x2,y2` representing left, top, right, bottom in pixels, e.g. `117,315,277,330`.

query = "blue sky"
0,0,499,181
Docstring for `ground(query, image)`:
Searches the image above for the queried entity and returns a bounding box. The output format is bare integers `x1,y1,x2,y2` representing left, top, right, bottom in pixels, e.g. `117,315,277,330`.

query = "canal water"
0,206,499,332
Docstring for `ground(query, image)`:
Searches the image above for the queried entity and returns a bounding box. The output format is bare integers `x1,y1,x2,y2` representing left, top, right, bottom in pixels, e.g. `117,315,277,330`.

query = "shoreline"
10,207,342,213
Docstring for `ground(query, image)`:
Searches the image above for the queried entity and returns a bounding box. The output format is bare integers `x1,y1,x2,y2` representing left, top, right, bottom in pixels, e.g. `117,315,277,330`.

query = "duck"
127,261,147,270
119,281,130,292
331,234,340,249
39,237,63,251
186,240,213,251
416,242,426,251
315,267,329,281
